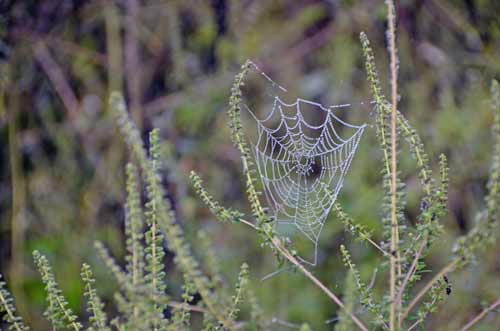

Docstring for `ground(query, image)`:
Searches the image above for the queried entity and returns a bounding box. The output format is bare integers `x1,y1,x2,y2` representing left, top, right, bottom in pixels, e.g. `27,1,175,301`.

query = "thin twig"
396,241,426,319
0,289,24,331
406,319,420,331
400,260,457,321
239,218,257,230
271,237,369,331
167,301,207,314
406,302,430,331
33,42,79,120
367,236,389,256
232,207,368,330
458,299,500,331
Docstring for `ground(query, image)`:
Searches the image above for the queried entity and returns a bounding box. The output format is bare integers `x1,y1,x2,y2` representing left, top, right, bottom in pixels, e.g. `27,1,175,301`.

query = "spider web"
241,62,366,265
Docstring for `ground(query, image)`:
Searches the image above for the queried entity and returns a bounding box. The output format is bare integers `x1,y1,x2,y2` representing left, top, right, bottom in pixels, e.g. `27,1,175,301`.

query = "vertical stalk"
7,82,28,319
105,2,123,94
125,0,143,129
166,1,186,88
385,1,399,330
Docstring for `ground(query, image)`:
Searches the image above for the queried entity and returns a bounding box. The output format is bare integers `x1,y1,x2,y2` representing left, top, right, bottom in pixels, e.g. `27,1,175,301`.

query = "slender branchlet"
0,274,29,331
227,263,249,322
168,277,195,331
334,270,356,331
401,80,500,321
452,79,500,267
197,230,225,290
458,299,500,331
190,171,244,224
33,251,82,331
113,292,131,325
246,284,265,331
360,32,391,175
190,170,277,263
340,245,386,328
407,279,447,331
227,61,268,226
110,92,236,330
96,240,151,330
438,154,449,208
81,263,110,331
486,80,500,223
333,203,388,256
125,162,145,285
144,129,168,329
95,241,130,288
124,162,146,328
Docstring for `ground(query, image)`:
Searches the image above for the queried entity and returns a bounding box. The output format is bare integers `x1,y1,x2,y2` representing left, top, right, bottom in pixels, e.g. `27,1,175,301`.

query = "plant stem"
458,299,500,331
400,260,457,321
233,217,368,331
396,241,425,324
167,301,208,314
33,43,79,120
7,88,28,321
367,237,390,256
151,220,157,331
385,1,399,330
125,0,143,129
105,2,123,93
0,289,24,331
271,238,369,331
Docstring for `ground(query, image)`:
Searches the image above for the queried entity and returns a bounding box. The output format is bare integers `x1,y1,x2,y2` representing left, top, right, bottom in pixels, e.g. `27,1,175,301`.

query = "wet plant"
0,1,498,331
190,1,500,330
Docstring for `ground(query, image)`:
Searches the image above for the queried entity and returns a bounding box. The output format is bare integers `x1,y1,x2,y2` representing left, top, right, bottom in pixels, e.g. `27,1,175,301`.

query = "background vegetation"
0,0,499,330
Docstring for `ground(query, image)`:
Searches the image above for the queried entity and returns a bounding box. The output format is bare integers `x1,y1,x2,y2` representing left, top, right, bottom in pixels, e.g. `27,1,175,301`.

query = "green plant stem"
385,1,399,330
400,260,457,321
7,89,28,320
105,2,123,93
271,238,368,331
406,292,441,331
332,203,389,257
168,301,207,314
0,290,24,331
219,214,369,331
125,0,143,129
395,241,425,311
151,222,158,331
458,299,500,331
56,296,81,331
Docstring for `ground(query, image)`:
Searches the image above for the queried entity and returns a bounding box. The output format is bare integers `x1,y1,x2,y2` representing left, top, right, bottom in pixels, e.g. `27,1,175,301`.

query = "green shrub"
1,2,498,331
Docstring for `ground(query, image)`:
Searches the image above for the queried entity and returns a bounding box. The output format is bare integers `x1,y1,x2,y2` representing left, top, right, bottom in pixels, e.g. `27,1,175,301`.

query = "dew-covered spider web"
241,62,366,265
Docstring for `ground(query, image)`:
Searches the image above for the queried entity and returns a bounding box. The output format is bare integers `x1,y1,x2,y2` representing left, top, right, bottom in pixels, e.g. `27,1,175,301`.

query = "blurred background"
0,0,499,330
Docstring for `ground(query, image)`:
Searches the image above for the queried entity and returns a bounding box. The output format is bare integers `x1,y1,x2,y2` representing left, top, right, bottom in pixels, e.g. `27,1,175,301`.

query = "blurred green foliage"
0,0,499,330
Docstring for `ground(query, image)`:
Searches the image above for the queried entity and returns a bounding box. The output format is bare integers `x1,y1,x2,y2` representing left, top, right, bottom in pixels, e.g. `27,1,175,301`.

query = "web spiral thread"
243,62,366,265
